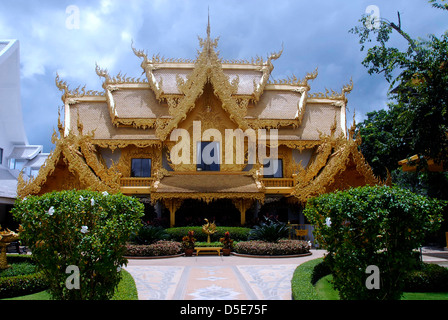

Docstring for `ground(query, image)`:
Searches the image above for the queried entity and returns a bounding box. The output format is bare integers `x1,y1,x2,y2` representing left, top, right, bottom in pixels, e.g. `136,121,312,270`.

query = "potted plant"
220,231,233,256
182,230,196,256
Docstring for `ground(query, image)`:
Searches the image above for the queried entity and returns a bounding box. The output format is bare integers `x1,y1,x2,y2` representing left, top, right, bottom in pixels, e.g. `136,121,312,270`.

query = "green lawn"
2,269,138,300
315,274,448,300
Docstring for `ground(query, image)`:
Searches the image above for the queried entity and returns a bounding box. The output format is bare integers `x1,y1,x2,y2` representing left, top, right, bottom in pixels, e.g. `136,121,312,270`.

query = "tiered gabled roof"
54,19,353,145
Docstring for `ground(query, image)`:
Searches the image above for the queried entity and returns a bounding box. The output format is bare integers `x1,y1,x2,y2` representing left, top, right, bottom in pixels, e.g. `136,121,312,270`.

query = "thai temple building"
0,39,48,229
17,24,382,228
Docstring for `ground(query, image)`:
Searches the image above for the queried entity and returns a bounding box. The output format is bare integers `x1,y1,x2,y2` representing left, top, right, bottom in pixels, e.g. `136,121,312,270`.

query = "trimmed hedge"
234,240,310,256
404,263,448,292
291,258,323,300
0,255,49,299
165,226,251,242
125,241,183,257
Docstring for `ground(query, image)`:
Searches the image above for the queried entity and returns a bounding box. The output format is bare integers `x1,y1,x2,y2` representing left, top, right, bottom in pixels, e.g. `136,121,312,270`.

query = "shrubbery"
165,226,250,242
12,190,144,300
129,223,170,245
248,217,290,242
125,241,183,257
234,240,310,256
304,185,445,300
404,262,448,292
0,255,48,299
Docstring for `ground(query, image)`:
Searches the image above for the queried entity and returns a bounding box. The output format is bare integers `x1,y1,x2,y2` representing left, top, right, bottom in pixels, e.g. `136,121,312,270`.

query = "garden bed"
234,240,311,257
124,240,183,258
0,254,49,299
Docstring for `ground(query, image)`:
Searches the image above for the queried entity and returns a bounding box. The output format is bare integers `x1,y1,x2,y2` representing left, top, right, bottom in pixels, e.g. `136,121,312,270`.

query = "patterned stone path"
124,250,326,300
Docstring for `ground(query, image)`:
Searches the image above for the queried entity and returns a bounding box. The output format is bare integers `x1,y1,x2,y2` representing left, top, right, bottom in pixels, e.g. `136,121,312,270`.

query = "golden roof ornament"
0,225,23,270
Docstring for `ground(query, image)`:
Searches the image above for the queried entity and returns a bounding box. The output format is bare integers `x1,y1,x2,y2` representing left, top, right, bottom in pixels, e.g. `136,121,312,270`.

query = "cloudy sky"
0,0,446,152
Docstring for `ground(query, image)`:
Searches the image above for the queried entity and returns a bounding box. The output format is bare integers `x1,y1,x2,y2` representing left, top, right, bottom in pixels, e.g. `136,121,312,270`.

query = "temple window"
197,141,220,171
131,158,152,177
263,158,283,178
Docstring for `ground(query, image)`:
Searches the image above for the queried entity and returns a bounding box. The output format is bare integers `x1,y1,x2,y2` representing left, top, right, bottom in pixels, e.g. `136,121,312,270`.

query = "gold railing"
287,224,312,241
261,178,294,188
120,177,154,187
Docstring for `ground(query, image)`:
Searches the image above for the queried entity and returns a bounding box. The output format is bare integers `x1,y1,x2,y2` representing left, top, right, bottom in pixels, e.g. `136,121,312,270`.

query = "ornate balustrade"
120,178,154,194
261,178,294,188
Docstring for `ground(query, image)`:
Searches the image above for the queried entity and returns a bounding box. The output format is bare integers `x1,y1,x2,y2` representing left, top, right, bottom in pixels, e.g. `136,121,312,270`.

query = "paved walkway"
124,249,326,300
124,247,448,301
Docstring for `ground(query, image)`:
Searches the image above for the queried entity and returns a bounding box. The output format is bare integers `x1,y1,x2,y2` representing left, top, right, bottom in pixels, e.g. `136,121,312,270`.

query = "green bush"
129,223,170,245
248,217,289,242
0,271,48,299
0,255,49,299
12,190,144,300
195,241,223,247
0,262,37,278
304,185,445,300
404,263,448,292
166,226,251,242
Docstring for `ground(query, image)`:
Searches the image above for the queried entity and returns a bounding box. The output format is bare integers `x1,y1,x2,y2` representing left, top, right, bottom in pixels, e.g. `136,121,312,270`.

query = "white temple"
0,39,48,227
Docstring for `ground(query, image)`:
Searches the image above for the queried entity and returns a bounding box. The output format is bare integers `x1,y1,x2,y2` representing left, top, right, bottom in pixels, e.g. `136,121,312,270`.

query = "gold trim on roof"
153,32,252,141
267,67,318,89
17,131,118,198
308,78,354,101
292,125,384,203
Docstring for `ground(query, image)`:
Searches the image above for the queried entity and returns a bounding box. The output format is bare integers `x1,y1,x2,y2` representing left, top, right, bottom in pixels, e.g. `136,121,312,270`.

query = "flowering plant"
219,231,234,249
182,230,196,249
12,190,144,300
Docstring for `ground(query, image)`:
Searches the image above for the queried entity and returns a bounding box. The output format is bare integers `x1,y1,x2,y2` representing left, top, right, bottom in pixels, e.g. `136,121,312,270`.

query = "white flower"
80,226,89,234
102,191,109,196
325,217,332,227
79,195,84,201
117,266,122,272
90,198,95,206
47,206,55,216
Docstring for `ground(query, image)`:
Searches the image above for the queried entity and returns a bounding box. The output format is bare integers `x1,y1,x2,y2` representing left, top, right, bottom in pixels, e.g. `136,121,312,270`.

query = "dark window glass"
263,158,283,178
131,158,151,177
197,141,220,171
0,148,2,165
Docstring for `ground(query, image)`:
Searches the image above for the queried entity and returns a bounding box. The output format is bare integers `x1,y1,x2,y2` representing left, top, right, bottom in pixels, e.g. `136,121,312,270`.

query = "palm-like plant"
248,217,290,242
130,223,170,245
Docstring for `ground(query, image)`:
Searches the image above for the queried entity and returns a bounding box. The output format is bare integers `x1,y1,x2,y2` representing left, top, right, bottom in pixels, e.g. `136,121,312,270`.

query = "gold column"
232,199,253,226
164,199,182,228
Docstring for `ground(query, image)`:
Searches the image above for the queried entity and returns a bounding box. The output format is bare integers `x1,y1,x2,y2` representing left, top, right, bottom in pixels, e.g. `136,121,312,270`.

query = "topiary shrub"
12,190,144,300
234,240,310,255
404,262,448,292
0,255,49,299
304,185,445,300
165,226,251,242
125,241,183,257
248,217,290,242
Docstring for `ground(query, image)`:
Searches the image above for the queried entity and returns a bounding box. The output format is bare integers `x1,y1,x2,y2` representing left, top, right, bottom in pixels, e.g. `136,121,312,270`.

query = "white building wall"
0,39,47,206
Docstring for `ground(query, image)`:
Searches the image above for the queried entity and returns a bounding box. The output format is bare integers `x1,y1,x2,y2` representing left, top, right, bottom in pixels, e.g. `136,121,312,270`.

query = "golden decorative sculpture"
0,225,23,270
202,218,217,244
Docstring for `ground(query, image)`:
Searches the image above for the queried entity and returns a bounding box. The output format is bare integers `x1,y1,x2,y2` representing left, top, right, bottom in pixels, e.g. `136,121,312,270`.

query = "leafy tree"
304,186,445,300
350,1,448,170
355,103,411,179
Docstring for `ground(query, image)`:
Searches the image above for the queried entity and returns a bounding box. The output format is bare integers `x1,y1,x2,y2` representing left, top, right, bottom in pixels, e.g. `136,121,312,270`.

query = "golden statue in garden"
202,219,217,244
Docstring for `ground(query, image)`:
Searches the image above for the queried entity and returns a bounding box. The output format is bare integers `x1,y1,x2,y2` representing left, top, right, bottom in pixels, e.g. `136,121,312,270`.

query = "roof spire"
207,7,211,38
